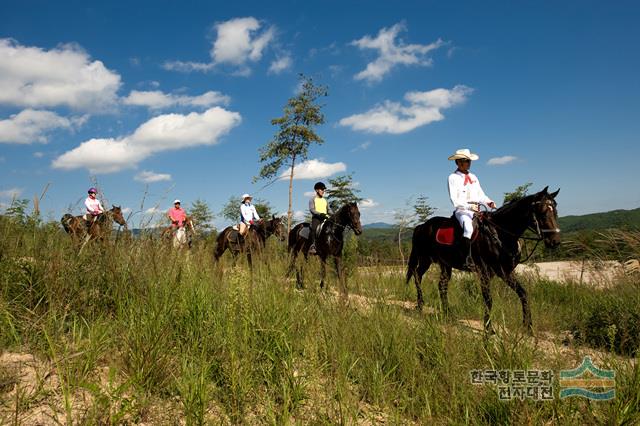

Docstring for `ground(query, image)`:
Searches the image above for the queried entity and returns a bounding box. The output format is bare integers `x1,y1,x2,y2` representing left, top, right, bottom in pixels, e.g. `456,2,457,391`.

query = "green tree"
254,199,274,219
188,199,214,233
4,198,30,225
413,194,436,224
504,182,533,204
254,74,327,233
325,174,363,211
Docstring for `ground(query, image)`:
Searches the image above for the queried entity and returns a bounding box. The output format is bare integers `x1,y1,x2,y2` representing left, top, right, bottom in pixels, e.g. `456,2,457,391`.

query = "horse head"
268,215,286,241
338,202,362,235
530,187,561,248
110,205,128,228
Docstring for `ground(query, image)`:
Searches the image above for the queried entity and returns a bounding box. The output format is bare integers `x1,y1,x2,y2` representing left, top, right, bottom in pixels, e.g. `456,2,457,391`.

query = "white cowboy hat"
173,199,181,204
241,193,252,201
448,148,479,161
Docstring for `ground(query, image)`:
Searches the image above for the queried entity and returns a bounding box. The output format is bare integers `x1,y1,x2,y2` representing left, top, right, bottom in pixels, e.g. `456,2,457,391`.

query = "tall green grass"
0,216,638,424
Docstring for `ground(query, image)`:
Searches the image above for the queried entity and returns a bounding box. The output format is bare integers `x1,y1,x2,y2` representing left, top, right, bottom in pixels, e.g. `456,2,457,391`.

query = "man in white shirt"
84,187,104,225
447,149,496,269
239,194,260,239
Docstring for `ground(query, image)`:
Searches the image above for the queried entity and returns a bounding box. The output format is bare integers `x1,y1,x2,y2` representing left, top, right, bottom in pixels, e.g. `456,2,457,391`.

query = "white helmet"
173,199,181,204
241,193,252,201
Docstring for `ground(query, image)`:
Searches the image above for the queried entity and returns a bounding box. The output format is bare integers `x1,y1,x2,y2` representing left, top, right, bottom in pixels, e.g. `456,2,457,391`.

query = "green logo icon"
559,356,615,400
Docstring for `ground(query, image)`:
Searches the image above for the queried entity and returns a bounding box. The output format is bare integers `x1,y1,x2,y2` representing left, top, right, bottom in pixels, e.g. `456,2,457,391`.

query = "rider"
84,187,104,226
167,199,187,228
448,149,496,270
239,194,260,240
308,181,331,254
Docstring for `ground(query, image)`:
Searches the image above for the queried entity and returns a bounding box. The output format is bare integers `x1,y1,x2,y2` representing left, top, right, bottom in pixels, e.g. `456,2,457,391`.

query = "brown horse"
287,203,363,295
61,206,127,246
406,187,561,334
213,216,286,267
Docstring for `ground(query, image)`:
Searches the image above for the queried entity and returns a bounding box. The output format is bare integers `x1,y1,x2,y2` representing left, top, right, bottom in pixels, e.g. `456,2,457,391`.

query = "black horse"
406,187,561,334
213,216,286,267
287,203,363,295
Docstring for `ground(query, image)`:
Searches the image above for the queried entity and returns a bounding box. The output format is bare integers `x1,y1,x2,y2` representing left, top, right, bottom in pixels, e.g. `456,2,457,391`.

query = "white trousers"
455,209,475,239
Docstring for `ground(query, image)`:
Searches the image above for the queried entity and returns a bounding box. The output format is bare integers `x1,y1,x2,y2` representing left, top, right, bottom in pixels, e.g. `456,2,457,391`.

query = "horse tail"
61,214,74,233
213,227,229,261
287,224,299,252
406,225,422,285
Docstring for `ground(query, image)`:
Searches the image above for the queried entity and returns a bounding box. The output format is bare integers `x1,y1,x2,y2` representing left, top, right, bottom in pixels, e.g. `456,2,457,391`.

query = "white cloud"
0,187,23,199
359,198,379,209
122,90,230,110
487,155,518,166
0,38,121,111
145,207,160,214
339,85,472,134
351,23,445,83
351,141,371,152
303,191,316,197
134,170,172,183
52,106,241,173
279,159,347,180
33,151,44,158
164,17,275,76
268,55,292,74
0,109,86,144
121,207,132,214
293,210,306,221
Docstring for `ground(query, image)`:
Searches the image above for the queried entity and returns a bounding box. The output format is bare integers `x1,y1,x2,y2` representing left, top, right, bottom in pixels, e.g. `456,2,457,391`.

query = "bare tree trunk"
398,226,405,266
287,154,296,234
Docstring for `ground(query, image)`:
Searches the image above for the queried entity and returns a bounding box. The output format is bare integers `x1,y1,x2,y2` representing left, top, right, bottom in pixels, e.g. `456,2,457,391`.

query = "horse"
213,216,286,267
287,202,363,295
406,187,561,334
161,216,196,249
61,206,127,247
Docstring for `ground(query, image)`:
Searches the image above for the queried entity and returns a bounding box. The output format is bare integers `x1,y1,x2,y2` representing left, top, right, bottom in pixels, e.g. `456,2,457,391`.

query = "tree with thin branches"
254,74,327,233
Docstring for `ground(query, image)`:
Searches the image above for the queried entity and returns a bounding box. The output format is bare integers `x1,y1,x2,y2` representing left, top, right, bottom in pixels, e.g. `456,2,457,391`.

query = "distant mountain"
558,207,640,232
363,222,394,229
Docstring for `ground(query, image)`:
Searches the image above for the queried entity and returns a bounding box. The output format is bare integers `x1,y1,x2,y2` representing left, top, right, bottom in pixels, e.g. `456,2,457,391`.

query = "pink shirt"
85,196,104,215
168,207,187,227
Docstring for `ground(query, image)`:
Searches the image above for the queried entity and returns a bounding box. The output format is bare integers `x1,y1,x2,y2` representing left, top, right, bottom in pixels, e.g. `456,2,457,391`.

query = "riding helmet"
88,187,97,194
314,182,326,190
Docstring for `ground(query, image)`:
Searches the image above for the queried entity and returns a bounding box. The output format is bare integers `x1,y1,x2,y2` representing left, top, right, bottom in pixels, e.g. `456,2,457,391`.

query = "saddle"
299,220,329,240
435,214,481,246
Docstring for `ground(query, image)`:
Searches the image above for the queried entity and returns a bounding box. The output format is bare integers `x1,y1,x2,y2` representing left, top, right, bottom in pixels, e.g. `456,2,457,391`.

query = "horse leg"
334,256,347,298
414,257,431,311
438,264,452,315
319,256,327,290
505,273,533,334
479,275,495,335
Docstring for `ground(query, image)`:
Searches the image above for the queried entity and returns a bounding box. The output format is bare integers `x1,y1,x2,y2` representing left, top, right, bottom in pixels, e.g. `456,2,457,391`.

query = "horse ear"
550,188,560,198
541,186,549,194
272,214,275,219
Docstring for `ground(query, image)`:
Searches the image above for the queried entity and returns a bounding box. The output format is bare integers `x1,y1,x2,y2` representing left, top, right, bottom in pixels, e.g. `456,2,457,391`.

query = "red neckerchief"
458,170,474,185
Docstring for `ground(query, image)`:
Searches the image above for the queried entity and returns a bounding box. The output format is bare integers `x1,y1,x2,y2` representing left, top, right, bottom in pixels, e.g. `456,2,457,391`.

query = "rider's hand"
487,201,497,209
249,219,254,225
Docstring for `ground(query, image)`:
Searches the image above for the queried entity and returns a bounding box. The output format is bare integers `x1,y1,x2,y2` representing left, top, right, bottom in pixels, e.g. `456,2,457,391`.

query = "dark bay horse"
287,203,363,295
406,187,561,334
61,206,127,246
213,216,286,267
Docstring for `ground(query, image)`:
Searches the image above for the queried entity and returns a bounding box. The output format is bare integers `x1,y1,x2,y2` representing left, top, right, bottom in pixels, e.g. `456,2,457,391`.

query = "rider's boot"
461,237,476,271
308,226,316,254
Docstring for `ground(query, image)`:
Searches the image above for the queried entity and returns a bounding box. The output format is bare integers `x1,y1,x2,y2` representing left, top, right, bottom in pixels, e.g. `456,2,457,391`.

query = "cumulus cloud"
0,187,23,199
339,85,472,134
487,155,518,166
293,210,306,221
52,107,241,173
351,23,444,83
359,198,379,209
0,38,121,111
122,90,230,110
268,55,292,74
0,109,86,144
164,17,275,76
134,170,172,183
278,159,347,180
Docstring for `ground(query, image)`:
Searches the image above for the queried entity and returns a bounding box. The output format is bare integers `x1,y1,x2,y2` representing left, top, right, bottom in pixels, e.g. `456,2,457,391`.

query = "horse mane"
491,193,538,221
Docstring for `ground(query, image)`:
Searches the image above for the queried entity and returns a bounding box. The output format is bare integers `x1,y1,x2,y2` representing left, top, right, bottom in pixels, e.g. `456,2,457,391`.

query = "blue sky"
1,0,638,228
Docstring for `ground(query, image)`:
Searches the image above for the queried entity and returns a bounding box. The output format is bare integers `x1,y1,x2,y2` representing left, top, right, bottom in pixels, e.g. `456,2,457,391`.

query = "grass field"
1,219,638,425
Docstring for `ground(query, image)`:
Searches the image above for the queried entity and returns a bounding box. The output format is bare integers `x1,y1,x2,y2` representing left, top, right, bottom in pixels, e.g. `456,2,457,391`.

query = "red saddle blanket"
435,227,456,246
435,224,479,246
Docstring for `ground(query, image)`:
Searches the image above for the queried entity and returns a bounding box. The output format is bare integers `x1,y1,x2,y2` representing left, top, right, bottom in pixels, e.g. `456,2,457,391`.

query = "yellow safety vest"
314,197,328,215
